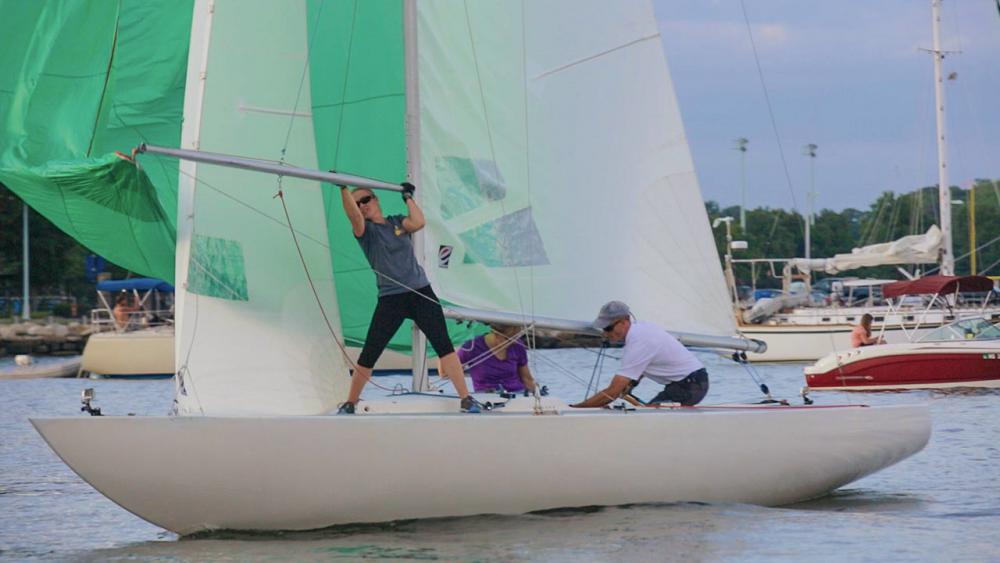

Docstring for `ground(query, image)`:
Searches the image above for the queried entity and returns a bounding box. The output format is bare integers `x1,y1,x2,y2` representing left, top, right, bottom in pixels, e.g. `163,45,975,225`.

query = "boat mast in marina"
930,0,954,275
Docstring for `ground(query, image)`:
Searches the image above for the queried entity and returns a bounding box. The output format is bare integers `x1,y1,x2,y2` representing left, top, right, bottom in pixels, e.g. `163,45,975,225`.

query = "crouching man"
571,301,709,408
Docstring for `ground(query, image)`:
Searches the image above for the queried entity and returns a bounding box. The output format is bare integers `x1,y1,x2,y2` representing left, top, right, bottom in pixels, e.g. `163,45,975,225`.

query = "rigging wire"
273,0,423,393
330,0,360,168
922,232,1000,276
738,0,803,239
460,1,534,342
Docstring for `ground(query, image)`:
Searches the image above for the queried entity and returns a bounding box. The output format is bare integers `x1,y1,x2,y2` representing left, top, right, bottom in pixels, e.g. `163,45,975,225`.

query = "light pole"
22,203,30,320
734,138,749,230
803,143,818,260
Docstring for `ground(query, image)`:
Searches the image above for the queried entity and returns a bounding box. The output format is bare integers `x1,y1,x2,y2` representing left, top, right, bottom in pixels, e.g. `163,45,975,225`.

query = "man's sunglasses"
602,320,618,333
356,195,375,206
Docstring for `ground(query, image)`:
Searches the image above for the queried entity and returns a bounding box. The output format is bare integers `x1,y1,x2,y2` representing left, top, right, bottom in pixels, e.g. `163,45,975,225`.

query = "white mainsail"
418,0,736,337
173,0,350,415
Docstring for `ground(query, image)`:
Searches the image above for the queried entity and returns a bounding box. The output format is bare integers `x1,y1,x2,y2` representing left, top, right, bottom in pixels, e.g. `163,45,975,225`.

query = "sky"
651,0,1000,212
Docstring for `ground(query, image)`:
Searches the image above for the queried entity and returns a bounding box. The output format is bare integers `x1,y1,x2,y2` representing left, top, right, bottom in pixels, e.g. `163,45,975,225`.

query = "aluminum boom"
135,144,403,192
443,306,767,354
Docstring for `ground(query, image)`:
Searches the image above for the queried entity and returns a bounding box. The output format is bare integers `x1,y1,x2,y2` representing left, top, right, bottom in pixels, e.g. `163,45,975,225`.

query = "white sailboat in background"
32,0,929,535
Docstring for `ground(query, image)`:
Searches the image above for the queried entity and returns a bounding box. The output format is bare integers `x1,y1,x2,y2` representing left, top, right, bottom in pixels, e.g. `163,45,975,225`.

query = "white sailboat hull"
743,322,940,362
740,307,1000,362
32,404,929,535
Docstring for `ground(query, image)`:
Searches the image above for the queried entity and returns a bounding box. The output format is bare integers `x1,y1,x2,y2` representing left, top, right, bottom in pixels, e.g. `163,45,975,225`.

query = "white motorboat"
26,0,929,535
805,276,1000,391
79,278,175,379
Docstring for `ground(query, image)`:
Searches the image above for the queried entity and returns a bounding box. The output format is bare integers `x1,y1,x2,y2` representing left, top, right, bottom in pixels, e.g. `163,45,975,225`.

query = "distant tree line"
706,179,1000,288
3,179,999,311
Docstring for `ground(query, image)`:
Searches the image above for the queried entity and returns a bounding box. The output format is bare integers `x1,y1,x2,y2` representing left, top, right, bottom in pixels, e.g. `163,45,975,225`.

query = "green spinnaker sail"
0,0,190,282
1,0,477,353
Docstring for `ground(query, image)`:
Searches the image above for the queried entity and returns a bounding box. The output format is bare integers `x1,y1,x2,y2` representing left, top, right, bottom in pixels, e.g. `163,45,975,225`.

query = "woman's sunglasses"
356,195,375,206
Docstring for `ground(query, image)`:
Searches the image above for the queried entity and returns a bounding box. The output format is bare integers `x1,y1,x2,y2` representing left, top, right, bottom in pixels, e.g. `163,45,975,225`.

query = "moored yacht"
79,278,175,379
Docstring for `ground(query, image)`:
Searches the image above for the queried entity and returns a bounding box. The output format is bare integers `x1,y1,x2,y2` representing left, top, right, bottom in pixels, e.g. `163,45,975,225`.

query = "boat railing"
90,308,174,333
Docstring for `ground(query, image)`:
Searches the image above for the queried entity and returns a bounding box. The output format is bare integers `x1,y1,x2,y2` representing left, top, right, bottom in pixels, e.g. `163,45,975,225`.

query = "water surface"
1,350,998,561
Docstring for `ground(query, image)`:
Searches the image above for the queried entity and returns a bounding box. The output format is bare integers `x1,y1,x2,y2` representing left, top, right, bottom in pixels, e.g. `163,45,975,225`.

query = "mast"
968,183,976,275
735,138,748,231
403,0,430,391
803,143,817,261
931,0,954,275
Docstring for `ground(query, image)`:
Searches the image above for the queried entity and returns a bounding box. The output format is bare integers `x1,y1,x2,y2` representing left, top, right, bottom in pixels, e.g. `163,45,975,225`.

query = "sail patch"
187,234,249,301
435,157,506,220
459,208,549,267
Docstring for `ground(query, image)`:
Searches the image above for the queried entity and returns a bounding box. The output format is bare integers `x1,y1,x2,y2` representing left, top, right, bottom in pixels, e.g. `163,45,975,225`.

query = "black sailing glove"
401,182,416,202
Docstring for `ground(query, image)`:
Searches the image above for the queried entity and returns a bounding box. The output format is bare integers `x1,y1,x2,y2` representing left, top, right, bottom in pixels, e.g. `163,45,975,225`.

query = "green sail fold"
308,0,479,352
0,0,191,281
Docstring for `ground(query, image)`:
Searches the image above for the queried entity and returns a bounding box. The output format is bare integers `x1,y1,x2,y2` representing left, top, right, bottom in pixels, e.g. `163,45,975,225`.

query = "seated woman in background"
112,294,139,329
457,324,537,393
851,313,886,347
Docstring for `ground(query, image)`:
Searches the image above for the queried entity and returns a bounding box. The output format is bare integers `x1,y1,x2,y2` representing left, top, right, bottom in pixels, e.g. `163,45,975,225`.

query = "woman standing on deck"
337,182,480,414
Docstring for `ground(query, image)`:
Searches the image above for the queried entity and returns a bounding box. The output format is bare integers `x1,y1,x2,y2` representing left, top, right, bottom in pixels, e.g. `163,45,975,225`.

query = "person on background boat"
850,313,885,347
112,293,138,330
571,300,709,408
457,324,537,393
338,182,480,414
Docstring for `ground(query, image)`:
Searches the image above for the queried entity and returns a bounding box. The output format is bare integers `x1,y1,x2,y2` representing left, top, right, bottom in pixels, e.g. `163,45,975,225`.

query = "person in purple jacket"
457,325,537,393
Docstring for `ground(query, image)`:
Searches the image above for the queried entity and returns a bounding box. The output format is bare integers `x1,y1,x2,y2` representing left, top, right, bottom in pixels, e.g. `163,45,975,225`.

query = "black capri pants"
356,285,455,368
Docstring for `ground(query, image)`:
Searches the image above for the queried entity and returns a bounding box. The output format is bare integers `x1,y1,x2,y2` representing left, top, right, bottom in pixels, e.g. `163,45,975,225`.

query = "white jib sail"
174,0,350,415
416,0,736,337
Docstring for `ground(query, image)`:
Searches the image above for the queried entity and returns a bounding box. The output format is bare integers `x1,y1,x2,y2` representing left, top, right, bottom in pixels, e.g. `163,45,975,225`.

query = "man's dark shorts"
648,368,709,406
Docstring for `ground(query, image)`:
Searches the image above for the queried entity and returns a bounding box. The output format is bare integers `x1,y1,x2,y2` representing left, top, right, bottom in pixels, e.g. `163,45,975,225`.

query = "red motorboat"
804,276,1000,391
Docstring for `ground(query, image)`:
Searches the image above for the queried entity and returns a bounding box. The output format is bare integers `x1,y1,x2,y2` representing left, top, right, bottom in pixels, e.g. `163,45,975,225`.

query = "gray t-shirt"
356,215,429,296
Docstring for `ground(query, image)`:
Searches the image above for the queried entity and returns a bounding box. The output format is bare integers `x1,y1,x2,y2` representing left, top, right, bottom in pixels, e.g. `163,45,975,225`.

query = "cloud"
755,23,789,44
651,0,1000,211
